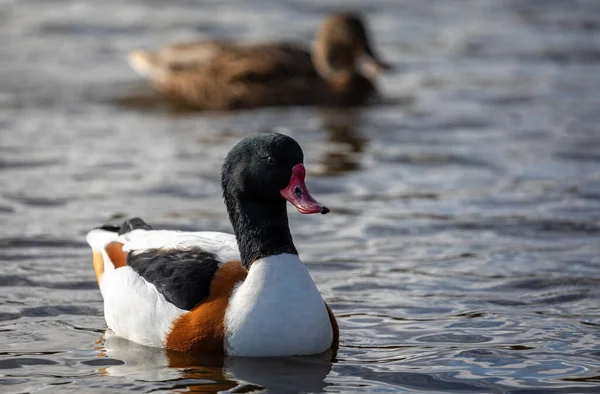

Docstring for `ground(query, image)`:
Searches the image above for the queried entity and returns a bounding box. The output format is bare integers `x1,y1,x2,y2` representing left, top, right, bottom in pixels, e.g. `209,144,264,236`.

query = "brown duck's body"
128,14,389,110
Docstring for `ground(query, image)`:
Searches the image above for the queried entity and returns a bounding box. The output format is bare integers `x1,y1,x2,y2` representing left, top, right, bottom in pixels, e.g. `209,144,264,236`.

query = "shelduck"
128,13,390,110
87,133,338,357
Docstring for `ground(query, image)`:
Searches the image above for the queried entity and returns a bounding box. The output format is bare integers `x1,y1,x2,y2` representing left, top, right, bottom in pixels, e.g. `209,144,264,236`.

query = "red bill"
280,163,330,215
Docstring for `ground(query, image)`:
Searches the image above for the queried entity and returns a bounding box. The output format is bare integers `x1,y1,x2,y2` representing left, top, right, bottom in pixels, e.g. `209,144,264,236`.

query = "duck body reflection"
99,331,333,393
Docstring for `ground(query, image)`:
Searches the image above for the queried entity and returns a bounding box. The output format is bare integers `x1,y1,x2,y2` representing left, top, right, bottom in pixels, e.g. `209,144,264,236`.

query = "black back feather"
127,248,221,311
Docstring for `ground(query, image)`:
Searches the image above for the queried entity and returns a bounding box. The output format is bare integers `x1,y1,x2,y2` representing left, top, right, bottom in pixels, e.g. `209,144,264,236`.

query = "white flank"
224,254,333,357
100,266,186,348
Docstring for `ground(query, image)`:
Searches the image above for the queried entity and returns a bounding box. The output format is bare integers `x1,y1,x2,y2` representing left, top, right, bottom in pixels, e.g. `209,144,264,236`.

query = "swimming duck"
128,13,390,110
86,133,339,357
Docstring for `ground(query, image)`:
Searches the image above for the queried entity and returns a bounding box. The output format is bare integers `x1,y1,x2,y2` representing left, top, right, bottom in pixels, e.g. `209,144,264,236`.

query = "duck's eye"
266,156,275,165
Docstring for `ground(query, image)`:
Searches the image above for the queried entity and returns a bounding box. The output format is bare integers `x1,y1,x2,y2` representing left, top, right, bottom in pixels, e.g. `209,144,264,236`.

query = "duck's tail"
127,50,168,82
86,218,152,286
86,226,122,287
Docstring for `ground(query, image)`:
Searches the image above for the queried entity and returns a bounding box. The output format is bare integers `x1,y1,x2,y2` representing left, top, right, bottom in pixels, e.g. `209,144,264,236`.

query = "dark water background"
1,0,600,392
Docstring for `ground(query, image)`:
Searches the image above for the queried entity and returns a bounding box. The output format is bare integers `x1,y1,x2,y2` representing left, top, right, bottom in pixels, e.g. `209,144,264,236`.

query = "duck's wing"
86,218,244,347
213,42,316,83
87,219,240,308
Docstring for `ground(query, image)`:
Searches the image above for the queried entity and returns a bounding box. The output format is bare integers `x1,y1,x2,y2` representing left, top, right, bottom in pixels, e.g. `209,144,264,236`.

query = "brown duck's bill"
280,164,330,215
362,43,393,78
362,55,393,79
363,58,393,76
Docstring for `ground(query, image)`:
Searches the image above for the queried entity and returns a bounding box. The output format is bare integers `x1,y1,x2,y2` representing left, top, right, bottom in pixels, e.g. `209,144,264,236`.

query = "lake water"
1,0,600,392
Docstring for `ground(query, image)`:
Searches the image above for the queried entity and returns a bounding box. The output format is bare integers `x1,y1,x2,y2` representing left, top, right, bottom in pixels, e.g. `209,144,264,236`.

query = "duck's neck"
226,198,297,269
312,51,354,90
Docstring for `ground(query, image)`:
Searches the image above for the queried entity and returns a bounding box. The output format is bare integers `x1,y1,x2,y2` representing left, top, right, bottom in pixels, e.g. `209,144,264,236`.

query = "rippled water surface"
2,0,600,392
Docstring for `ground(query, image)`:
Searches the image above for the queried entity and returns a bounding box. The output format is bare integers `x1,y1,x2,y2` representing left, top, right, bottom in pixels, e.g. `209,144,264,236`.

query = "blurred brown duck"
127,13,390,110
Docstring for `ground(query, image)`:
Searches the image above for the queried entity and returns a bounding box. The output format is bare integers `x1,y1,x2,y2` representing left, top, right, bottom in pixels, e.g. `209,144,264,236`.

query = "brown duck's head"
313,13,391,80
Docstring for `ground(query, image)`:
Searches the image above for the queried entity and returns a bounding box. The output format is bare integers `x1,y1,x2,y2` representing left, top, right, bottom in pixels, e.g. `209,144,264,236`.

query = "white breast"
224,254,333,357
